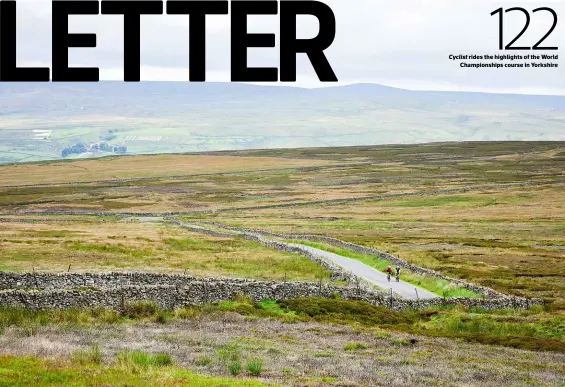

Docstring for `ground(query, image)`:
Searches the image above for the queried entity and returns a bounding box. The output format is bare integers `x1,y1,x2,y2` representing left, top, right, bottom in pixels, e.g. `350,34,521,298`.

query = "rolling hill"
1,82,564,163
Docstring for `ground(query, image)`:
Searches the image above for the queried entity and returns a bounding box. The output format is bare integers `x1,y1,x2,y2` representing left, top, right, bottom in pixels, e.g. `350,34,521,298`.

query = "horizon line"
15,80,565,98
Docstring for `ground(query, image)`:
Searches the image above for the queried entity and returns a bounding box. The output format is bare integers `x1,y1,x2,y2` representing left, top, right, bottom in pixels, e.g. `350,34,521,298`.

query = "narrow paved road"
288,243,439,299
163,219,439,300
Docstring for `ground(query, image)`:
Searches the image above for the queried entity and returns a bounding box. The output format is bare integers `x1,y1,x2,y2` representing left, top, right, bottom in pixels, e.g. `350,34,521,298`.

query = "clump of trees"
61,142,87,157
61,141,127,157
100,142,111,151
113,145,127,154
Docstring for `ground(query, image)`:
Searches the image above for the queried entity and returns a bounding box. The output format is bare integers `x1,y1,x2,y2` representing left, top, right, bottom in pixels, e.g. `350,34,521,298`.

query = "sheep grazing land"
0,141,564,386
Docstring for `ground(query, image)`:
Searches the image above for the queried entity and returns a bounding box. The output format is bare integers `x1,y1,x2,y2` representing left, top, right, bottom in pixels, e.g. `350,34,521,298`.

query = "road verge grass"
290,240,481,298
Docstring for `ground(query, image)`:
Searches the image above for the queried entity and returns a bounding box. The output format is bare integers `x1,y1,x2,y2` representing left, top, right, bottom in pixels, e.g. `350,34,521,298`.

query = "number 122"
491,7,558,50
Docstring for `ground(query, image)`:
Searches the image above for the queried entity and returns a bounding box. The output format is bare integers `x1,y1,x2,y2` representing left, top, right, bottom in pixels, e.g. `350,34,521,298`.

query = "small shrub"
122,300,160,319
116,350,173,371
175,307,202,320
373,329,391,339
391,338,413,347
233,294,255,305
90,306,106,318
278,298,414,326
70,345,103,365
228,360,242,376
153,311,169,324
344,342,368,351
246,358,263,376
217,343,242,363
411,349,433,360
152,353,173,366
100,310,120,324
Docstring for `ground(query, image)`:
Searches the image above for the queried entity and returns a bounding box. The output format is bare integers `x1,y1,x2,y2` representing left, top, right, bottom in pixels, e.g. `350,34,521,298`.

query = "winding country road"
171,220,440,300
288,243,439,299
133,217,441,300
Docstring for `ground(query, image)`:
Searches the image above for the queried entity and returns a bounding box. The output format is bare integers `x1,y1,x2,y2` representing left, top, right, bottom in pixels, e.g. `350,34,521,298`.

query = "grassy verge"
0,355,272,387
1,297,563,353
290,240,481,298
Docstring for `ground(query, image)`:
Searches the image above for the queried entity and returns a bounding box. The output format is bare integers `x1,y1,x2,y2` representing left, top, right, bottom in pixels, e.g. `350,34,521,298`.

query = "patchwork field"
1,141,564,386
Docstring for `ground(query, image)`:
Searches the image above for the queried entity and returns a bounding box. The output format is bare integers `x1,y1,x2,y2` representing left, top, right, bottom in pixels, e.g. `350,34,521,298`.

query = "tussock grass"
343,342,367,351
217,343,242,363
246,358,264,376
122,300,160,319
116,350,173,371
70,345,103,365
228,360,242,376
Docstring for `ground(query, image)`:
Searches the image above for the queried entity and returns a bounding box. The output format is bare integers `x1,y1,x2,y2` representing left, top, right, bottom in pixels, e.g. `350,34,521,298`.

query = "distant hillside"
1,82,564,163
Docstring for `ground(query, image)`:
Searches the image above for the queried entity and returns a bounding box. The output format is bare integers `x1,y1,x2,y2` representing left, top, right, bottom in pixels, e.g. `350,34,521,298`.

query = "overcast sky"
13,0,565,95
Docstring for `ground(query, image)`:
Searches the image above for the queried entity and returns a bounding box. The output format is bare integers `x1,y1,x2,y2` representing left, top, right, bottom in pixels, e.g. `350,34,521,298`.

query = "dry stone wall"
0,272,542,312
0,272,200,291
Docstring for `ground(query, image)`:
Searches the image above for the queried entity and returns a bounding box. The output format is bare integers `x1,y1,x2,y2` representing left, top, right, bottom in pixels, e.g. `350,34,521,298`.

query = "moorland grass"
0,298,563,353
0,356,271,387
276,298,565,353
70,345,103,365
0,154,333,186
2,142,564,373
245,358,264,376
116,350,174,371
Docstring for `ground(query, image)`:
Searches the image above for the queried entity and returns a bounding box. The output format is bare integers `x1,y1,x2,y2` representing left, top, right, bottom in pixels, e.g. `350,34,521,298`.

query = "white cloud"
11,0,565,95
